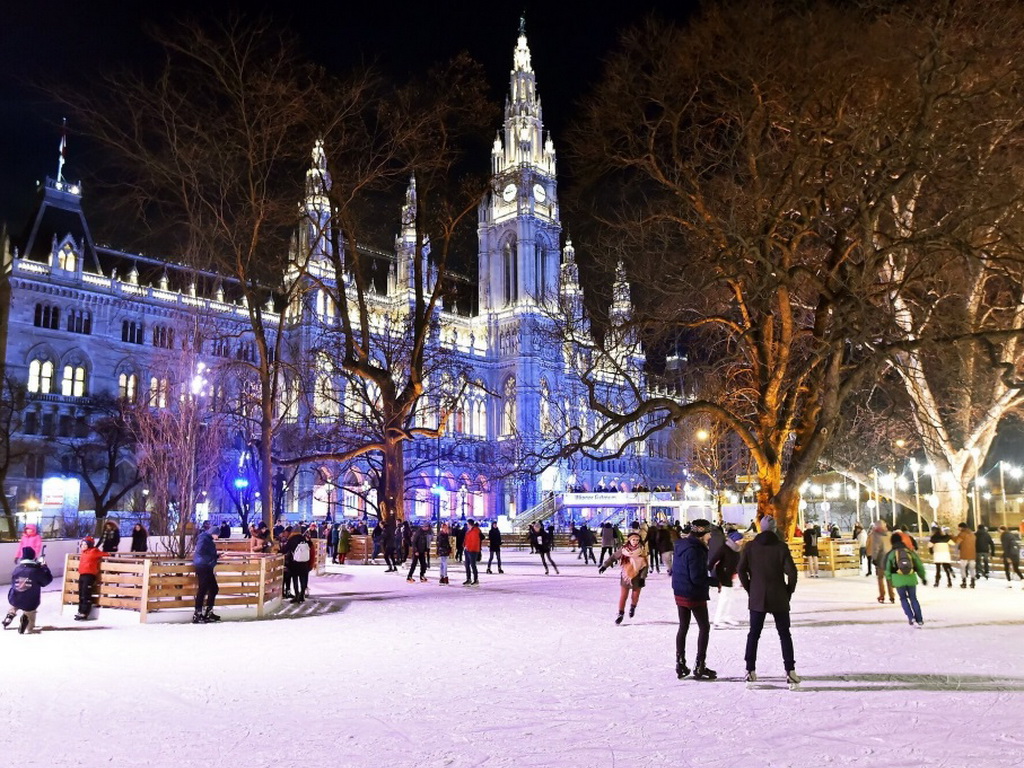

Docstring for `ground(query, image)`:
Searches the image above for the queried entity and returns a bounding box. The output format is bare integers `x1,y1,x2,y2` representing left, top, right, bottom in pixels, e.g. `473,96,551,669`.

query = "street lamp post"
908,458,923,533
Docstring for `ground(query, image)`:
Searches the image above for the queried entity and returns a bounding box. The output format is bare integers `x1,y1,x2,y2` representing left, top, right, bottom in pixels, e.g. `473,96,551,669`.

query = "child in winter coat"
76,537,104,621
15,524,43,564
884,534,927,627
4,547,53,634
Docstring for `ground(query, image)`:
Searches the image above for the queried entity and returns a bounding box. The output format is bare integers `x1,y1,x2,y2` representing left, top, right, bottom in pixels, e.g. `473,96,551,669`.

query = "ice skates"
786,670,801,689
614,612,624,625
2,613,13,629
692,664,717,680
676,657,690,679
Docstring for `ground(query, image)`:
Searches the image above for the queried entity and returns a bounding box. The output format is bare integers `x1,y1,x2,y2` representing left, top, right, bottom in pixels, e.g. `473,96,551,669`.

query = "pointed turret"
302,139,331,262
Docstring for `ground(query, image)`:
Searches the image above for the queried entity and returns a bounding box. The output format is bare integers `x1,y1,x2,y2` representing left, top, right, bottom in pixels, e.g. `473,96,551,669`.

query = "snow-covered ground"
6,548,1024,768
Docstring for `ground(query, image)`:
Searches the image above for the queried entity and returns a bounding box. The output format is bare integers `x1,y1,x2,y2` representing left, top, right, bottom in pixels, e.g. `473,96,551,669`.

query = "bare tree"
276,56,497,525
560,1,1024,535
0,374,27,536
61,16,320,526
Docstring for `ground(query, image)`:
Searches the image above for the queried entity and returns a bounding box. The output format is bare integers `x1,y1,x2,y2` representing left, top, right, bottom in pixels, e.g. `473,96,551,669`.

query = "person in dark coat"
99,520,121,553
671,519,718,680
406,521,431,582
218,520,231,539
130,524,148,553
529,522,559,575
284,529,312,602
802,525,820,578
975,524,995,580
4,547,53,634
192,522,221,623
998,526,1024,583
436,523,452,584
737,516,799,685
382,521,398,573
453,523,466,562
578,524,597,564
486,521,504,574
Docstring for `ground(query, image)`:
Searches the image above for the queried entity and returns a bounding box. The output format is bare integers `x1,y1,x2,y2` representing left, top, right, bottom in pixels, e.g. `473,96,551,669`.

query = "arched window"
122,320,144,345
503,236,518,306
27,359,54,394
501,377,517,436
66,310,92,335
58,243,77,271
535,241,548,303
150,377,170,409
33,304,60,330
61,364,87,397
118,372,138,402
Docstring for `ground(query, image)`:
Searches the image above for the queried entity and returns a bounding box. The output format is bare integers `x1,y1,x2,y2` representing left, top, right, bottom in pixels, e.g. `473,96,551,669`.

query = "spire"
303,139,331,262
611,260,631,318
491,21,556,178
57,118,67,184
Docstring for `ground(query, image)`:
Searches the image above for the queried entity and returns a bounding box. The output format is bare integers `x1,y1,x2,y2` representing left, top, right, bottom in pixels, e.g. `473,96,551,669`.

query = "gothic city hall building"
0,29,684,532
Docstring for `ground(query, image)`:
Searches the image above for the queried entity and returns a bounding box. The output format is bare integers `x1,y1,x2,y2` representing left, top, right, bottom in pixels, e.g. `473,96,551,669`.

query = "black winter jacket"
8,560,53,612
737,531,798,613
671,535,715,602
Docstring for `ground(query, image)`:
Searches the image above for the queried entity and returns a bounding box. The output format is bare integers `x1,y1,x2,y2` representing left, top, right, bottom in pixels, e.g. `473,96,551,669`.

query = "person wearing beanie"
998,526,1024,585
193,522,221,622
737,515,800,686
599,529,649,626
954,522,977,589
15,523,43,564
928,525,955,588
4,546,53,634
462,519,482,586
671,519,718,680
75,537,104,621
883,533,927,627
710,530,744,629
802,524,820,578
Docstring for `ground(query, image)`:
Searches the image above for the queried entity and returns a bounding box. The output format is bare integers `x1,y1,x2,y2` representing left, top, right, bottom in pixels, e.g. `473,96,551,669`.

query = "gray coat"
737,531,798,613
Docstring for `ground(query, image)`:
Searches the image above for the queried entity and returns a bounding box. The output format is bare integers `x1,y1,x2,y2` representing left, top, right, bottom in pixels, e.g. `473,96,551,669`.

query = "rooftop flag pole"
57,118,67,184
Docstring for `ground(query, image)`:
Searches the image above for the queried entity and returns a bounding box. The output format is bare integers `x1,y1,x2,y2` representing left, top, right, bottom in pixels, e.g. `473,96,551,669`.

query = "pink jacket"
16,525,44,562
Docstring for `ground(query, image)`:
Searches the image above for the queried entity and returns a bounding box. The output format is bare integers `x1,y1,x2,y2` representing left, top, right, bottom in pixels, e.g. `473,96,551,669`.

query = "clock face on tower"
533,183,546,203
502,183,517,202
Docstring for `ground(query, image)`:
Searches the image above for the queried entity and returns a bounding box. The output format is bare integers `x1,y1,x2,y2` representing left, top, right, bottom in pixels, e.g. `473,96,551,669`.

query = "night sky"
1,0,699,235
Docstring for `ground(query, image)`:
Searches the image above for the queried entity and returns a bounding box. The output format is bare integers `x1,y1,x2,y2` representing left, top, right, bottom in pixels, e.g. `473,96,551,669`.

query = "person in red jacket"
76,537,104,621
462,519,483,586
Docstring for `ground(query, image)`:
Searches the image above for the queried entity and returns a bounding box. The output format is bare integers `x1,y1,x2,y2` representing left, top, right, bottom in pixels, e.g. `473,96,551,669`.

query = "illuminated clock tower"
478,19,561,313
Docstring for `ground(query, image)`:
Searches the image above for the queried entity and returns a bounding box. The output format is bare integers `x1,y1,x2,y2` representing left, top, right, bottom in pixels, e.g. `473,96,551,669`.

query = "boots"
204,609,221,623
970,578,976,588
676,656,690,679
693,663,717,680
629,604,637,618
192,612,207,624
2,613,13,629
961,579,967,589
615,612,624,625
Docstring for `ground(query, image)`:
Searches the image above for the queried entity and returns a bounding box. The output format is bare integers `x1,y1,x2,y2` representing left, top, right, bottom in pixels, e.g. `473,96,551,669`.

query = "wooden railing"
62,552,285,622
786,537,860,574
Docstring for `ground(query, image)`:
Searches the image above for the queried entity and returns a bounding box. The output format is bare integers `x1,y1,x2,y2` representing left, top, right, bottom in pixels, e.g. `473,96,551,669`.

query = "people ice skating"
192,521,221,622
130,523,148,553
598,523,616,568
998,526,1024,585
4,547,52,634
407,521,431,583
486,521,504,574
670,519,717,680
218,520,231,539
711,529,743,629
884,533,927,628
868,521,895,602
975,524,994,580
854,523,868,574
463,519,482,585
737,516,800,687
929,526,955,588
99,520,121,553
15,523,43,564
75,537,103,621
337,524,351,564
454,522,466,562
285,526,312,602
599,529,648,626
802,524,820,578
437,523,452,584
529,522,559,575
954,523,977,589
578,523,597,565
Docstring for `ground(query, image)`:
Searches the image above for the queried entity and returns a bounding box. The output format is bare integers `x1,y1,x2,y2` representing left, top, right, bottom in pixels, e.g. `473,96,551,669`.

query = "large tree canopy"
563,0,1024,533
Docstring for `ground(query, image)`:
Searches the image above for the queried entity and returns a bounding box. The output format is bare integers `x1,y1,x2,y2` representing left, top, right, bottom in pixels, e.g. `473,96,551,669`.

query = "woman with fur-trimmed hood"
599,530,649,625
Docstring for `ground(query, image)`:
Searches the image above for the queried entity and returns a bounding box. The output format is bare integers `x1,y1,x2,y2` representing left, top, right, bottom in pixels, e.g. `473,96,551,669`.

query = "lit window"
27,359,54,394
118,373,138,402
61,365,87,397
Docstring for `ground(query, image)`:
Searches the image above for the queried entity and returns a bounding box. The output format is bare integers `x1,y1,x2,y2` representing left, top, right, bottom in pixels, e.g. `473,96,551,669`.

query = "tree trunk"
261,400,275,528
379,437,406,526
926,453,971,529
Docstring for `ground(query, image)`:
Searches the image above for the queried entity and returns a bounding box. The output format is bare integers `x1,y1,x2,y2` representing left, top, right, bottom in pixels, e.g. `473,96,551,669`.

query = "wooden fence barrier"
787,537,860,575
62,552,285,623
